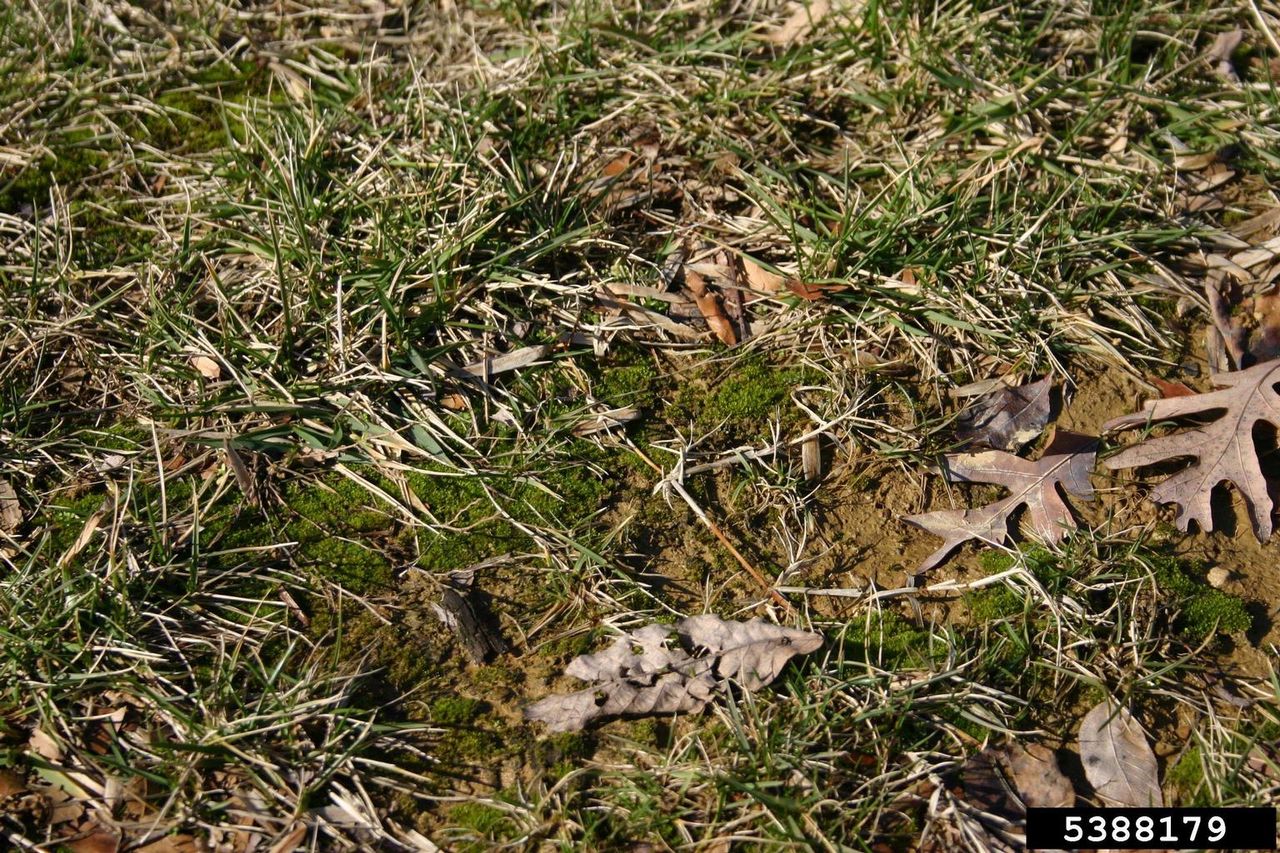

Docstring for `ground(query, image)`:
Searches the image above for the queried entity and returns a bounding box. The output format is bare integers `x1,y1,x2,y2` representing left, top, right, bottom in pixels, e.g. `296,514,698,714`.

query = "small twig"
777,567,1025,603
665,477,794,613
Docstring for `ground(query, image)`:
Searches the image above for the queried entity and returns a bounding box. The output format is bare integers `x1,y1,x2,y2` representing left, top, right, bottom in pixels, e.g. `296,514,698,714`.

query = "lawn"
2,0,1280,850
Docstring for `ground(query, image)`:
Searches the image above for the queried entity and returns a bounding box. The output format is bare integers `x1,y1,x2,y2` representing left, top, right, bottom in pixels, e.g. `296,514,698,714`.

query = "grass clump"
6,0,1280,848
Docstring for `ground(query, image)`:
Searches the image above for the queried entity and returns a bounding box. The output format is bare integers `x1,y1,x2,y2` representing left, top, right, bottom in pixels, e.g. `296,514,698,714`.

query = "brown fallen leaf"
525,617,822,732
1174,162,1235,214
954,376,1053,452
684,267,737,346
786,279,848,301
905,431,1096,571
29,727,63,762
190,354,220,381
0,767,25,798
63,826,121,853
439,393,468,411
1104,357,1280,540
1149,376,1196,398
600,151,633,178
1205,254,1280,369
1000,743,1075,809
765,0,832,45
962,742,1074,821
1078,700,1162,807
739,255,788,294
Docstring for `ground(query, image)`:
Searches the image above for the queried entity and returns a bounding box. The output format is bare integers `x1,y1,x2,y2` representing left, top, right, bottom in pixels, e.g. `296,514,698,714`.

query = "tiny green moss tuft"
1166,745,1209,806
430,696,486,727
447,801,510,837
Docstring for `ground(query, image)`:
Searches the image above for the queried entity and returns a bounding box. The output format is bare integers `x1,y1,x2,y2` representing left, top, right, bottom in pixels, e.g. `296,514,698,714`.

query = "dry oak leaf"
1078,700,1162,808
906,431,1095,571
1104,357,1280,540
525,617,822,732
955,376,1053,452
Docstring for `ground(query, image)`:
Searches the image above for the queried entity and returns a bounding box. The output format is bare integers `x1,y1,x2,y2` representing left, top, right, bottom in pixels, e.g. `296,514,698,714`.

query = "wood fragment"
459,344,550,378
801,436,822,482
433,580,509,664
0,478,20,532
571,406,640,436
664,478,793,613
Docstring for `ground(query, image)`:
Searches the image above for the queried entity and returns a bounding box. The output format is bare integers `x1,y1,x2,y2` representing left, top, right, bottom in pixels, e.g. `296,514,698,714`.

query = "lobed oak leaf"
678,615,823,691
955,376,1053,452
525,617,821,733
1104,357,1280,540
905,432,1096,571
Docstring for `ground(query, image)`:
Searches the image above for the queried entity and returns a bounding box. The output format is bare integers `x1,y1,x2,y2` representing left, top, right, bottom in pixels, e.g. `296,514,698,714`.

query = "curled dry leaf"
1078,700,1162,807
678,615,822,690
684,267,737,346
1104,357,1280,540
955,376,1053,451
905,431,1096,571
525,617,822,732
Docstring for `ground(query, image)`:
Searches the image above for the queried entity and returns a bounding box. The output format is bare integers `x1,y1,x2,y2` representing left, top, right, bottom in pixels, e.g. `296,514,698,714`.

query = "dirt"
789,359,1280,675
399,350,1280,816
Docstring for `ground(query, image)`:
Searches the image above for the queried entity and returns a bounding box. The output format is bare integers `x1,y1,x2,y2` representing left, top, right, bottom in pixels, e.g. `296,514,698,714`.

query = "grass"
3,0,1280,848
